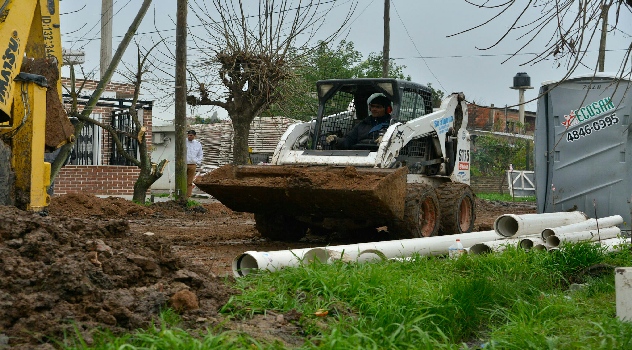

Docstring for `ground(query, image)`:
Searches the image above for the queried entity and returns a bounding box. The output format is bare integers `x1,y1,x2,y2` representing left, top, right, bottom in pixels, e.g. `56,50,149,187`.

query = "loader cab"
312,79,433,151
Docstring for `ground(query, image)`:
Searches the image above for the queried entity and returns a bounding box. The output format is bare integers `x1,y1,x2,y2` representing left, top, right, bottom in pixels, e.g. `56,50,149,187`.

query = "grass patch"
63,243,632,349
477,192,536,202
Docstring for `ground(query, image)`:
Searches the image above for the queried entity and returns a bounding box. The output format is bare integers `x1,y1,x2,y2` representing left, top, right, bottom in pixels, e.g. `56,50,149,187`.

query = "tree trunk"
232,119,251,165
132,159,167,203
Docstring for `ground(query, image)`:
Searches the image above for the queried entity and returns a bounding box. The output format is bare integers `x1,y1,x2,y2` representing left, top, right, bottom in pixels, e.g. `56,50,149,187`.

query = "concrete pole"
518,88,525,126
100,0,113,81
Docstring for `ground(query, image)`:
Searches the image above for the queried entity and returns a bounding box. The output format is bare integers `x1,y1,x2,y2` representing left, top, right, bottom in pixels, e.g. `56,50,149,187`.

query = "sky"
58,0,632,125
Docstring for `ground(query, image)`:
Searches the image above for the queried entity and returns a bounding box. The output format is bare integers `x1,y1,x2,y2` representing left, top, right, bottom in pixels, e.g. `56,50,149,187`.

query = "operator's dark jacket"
333,114,391,149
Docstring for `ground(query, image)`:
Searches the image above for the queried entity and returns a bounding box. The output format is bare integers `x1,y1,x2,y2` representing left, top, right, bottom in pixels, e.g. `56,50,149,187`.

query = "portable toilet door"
534,73,632,231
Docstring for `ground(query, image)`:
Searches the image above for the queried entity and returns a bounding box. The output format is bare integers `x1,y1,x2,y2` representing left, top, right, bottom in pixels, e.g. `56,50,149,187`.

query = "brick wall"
53,166,141,196
470,175,507,195
53,79,152,196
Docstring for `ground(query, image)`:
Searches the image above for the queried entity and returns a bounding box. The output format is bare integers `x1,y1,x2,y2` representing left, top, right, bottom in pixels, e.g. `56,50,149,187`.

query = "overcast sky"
59,0,631,124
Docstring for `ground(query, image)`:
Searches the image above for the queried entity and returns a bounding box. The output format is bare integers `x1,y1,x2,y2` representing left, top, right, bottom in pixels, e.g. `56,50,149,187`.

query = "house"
51,78,154,197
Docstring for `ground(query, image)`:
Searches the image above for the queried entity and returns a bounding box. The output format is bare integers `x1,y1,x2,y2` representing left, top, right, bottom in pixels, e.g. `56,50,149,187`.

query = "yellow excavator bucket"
195,165,408,222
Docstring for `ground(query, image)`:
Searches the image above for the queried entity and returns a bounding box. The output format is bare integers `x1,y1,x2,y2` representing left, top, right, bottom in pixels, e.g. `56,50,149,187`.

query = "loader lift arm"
0,0,72,211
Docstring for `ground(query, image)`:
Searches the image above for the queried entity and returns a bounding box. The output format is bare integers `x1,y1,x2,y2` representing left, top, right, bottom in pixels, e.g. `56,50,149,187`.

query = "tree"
51,0,154,181
186,0,356,165
264,41,411,121
356,52,410,80
427,82,445,108
69,42,168,203
451,1,631,83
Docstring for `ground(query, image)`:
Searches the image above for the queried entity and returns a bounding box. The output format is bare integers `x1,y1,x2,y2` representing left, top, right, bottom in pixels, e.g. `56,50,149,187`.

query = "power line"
391,0,447,93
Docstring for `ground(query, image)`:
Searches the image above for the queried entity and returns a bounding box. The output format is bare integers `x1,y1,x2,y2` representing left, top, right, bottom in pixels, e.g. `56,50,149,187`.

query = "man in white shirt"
186,129,203,197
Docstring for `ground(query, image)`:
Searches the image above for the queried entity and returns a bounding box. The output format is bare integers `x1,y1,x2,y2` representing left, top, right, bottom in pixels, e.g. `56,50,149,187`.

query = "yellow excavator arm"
0,0,71,211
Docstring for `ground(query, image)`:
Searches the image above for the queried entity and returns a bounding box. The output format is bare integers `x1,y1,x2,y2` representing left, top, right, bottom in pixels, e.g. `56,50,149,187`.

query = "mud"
0,193,536,348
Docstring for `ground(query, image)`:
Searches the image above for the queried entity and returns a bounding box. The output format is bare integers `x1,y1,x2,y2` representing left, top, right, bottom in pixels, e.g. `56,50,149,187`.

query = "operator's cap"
187,129,196,135
369,95,391,108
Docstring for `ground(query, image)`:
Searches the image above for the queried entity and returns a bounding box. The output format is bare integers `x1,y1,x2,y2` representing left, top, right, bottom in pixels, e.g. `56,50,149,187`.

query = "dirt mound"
0,203,235,348
48,193,154,218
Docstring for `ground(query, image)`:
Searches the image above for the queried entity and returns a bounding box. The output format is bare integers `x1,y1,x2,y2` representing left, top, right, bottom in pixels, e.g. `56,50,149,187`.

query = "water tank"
513,72,531,88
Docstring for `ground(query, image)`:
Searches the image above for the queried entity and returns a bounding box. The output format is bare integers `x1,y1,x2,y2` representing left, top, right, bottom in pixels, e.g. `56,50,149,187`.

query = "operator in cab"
326,94,392,149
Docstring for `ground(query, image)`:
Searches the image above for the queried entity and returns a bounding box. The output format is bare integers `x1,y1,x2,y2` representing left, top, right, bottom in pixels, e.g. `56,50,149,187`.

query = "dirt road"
0,193,536,348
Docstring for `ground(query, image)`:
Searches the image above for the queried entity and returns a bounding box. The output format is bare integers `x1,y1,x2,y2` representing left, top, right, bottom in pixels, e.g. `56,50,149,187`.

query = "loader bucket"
195,165,408,222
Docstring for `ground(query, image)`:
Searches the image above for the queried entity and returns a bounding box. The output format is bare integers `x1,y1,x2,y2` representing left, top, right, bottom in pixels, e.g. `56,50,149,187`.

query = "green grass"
476,192,536,202
61,243,632,349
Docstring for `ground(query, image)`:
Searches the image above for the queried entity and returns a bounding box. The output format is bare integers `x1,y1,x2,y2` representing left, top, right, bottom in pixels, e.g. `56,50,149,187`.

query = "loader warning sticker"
433,115,454,134
561,96,615,128
566,113,619,142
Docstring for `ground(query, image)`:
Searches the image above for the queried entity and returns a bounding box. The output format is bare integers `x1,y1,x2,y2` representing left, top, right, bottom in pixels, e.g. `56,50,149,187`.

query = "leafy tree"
471,135,532,176
264,42,411,121
427,82,445,108
356,52,411,80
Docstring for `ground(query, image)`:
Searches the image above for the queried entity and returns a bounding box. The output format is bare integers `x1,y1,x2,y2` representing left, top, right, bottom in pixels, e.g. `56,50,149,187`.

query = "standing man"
186,129,203,197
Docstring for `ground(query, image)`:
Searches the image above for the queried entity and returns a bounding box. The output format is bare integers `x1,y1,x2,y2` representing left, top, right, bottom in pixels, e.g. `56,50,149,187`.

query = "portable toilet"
535,73,631,232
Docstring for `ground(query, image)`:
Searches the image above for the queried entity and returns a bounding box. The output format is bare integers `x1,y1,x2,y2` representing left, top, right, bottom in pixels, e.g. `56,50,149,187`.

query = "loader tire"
390,183,440,238
437,183,476,235
254,213,308,242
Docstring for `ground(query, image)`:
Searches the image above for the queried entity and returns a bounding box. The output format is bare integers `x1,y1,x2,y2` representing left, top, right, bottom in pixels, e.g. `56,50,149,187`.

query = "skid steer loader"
196,78,476,241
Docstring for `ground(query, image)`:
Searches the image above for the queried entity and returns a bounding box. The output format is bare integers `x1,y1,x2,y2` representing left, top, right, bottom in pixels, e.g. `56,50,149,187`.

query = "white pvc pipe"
232,248,327,277
599,238,630,253
545,227,621,247
541,215,624,239
303,230,500,263
616,267,632,321
468,234,544,255
494,212,588,238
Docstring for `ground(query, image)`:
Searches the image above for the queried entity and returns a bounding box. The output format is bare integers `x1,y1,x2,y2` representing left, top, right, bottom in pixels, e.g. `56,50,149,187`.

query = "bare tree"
186,0,356,164
70,42,168,203
50,0,153,181
451,1,631,82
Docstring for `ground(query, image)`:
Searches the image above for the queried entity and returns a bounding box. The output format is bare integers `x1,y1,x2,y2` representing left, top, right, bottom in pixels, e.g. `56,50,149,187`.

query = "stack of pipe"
232,212,628,277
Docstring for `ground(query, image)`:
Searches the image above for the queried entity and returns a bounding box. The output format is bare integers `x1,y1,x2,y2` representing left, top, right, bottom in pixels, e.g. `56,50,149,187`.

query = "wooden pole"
175,0,188,199
382,0,390,78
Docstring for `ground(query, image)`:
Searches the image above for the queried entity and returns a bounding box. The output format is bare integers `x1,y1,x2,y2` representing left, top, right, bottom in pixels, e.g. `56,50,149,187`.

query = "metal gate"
109,110,139,165
69,114,102,165
507,170,535,197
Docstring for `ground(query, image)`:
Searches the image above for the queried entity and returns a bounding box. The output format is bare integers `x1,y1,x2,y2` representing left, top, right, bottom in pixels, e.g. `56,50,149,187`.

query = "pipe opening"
546,236,561,247
232,254,258,277
303,248,329,264
519,239,534,250
495,215,519,237
542,229,555,239
469,243,492,255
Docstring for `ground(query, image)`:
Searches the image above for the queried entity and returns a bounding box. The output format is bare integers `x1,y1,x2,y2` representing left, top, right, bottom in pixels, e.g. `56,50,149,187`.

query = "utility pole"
598,1,612,72
382,0,390,78
175,0,188,199
100,0,113,80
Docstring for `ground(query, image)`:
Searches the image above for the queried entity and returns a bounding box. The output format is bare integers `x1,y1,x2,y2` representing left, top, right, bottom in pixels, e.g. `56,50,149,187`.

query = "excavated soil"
0,192,536,348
